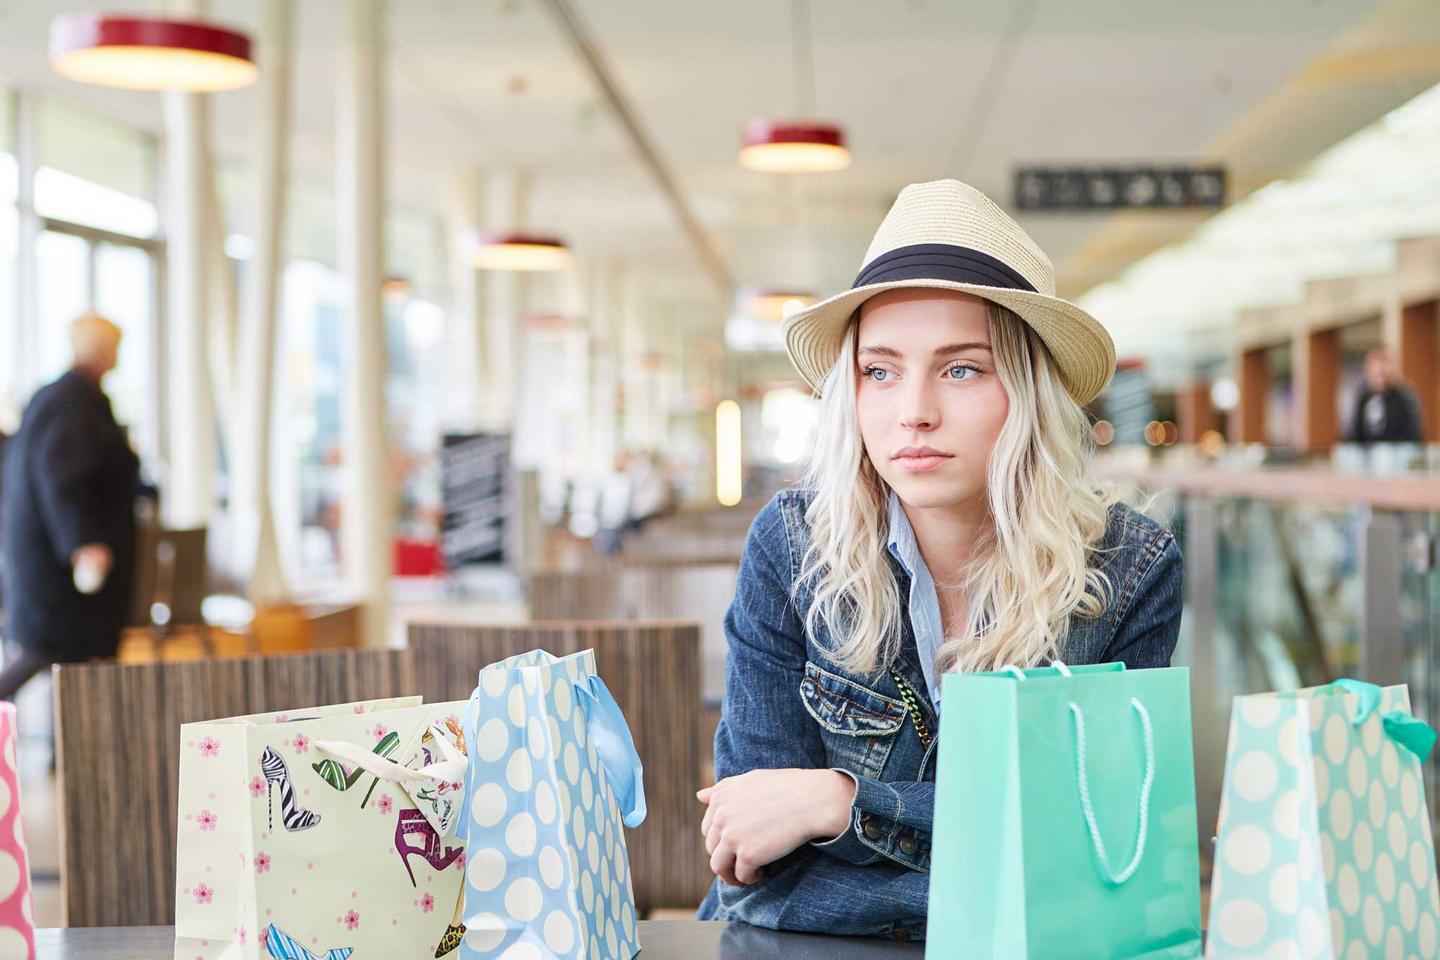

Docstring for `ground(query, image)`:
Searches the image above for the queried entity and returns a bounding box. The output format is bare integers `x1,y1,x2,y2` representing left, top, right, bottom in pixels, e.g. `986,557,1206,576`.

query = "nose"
897,378,939,432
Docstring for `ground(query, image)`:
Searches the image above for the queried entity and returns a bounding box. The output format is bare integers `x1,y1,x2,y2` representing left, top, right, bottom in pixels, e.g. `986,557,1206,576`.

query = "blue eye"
946,364,980,380
863,366,891,382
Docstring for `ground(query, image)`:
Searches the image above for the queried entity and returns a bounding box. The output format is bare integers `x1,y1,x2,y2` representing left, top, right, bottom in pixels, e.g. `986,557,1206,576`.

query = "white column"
620,278,647,452
205,159,237,457
482,171,529,430
233,0,294,607
444,167,486,431
13,91,40,410
649,307,675,452
163,70,216,528
338,0,392,647
587,259,622,473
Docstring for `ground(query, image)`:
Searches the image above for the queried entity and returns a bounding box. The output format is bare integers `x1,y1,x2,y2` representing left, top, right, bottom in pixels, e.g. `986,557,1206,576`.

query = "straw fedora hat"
783,179,1115,405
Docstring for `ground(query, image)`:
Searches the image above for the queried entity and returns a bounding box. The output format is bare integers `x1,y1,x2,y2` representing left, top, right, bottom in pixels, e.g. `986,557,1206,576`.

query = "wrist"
812,769,856,840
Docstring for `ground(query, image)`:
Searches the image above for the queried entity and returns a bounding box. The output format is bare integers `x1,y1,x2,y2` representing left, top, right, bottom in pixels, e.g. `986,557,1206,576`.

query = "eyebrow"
857,342,992,358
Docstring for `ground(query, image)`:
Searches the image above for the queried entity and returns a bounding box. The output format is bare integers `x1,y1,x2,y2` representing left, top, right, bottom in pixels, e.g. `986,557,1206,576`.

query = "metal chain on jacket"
888,668,933,749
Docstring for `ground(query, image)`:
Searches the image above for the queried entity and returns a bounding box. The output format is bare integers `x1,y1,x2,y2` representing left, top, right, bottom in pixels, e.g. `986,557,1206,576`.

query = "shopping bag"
458,649,644,959
1206,680,1440,958
0,703,35,960
173,694,470,960
927,662,1202,959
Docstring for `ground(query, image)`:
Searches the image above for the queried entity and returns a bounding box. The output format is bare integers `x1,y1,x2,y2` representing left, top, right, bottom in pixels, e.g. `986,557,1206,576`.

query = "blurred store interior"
1,0,1440,933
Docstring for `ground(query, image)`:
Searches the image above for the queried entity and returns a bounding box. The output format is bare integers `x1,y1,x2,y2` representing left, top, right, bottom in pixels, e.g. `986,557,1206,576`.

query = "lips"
892,447,953,473
892,446,953,461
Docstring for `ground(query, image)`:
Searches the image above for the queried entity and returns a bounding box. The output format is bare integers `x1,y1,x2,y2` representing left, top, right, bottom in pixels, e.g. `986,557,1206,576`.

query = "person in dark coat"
1348,348,1425,444
0,314,139,700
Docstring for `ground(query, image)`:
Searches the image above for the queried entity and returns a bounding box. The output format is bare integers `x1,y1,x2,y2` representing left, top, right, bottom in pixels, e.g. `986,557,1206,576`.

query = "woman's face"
855,289,1009,513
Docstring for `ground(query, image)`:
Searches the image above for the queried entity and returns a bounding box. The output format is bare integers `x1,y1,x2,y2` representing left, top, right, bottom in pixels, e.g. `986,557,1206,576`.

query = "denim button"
863,819,882,840
890,926,910,941
899,836,918,855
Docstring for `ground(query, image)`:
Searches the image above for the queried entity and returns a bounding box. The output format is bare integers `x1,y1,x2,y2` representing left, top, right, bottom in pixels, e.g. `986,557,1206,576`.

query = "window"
34,95,157,238
278,259,345,583
95,242,157,458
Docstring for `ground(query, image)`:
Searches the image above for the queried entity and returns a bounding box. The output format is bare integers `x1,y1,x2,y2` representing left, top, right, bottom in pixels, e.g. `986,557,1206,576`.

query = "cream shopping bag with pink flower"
174,695,473,960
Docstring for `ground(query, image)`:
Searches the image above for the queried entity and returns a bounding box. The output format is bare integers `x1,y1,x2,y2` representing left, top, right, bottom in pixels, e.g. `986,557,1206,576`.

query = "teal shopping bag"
926,662,1202,959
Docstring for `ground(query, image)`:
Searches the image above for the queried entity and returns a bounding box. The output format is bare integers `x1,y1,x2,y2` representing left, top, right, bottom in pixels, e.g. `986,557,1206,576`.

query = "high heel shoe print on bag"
259,746,321,832
394,808,462,886
432,884,465,958
312,731,401,801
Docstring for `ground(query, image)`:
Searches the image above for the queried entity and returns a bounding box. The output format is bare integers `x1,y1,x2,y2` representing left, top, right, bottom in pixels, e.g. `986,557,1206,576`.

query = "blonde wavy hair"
796,300,1114,677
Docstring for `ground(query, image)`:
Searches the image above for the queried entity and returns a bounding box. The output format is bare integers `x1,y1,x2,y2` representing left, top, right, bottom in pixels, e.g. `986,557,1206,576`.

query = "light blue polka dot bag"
457,649,646,960
1207,680,1440,958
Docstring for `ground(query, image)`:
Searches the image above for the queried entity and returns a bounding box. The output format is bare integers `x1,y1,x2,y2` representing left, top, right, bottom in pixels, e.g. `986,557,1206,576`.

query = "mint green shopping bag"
926,662,1202,959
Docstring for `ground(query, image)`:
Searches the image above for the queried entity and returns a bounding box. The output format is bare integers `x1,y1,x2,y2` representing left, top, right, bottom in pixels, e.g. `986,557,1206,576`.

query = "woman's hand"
697,768,857,886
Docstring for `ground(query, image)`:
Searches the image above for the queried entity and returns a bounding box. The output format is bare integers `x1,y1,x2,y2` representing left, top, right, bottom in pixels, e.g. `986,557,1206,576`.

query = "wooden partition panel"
527,564,738,705
53,649,415,927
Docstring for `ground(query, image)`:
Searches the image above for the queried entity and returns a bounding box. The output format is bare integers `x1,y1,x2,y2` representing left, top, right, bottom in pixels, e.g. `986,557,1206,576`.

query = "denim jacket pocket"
799,661,906,779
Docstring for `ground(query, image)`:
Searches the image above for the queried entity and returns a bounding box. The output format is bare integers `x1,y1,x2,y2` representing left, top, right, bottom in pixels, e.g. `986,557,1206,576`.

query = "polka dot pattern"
0,705,32,955
1209,685,1440,957
461,650,640,959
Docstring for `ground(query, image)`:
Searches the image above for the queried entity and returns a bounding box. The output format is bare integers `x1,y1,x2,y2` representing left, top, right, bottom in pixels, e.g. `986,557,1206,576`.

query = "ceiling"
1,0,1438,361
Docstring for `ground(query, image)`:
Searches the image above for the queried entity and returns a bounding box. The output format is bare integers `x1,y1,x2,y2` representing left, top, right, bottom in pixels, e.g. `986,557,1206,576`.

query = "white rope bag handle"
1001,660,1155,886
312,725,467,785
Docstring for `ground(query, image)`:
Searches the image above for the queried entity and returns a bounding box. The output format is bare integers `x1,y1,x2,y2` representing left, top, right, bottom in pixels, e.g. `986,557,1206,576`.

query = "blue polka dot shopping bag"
927,662,1203,959
1206,680,1440,958
457,649,645,960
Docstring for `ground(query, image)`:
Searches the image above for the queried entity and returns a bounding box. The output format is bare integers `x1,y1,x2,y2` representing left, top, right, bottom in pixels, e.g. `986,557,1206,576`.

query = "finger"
734,853,763,886
710,841,739,886
705,821,723,856
700,803,713,838
696,786,713,802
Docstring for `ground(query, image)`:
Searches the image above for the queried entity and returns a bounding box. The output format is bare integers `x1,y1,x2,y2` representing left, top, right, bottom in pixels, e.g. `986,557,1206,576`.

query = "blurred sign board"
1104,367,1156,446
1014,166,1226,211
440,432,510,566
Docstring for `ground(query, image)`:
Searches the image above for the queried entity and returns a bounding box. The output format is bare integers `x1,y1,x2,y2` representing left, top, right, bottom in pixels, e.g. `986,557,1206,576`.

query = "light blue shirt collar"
886,492,945,709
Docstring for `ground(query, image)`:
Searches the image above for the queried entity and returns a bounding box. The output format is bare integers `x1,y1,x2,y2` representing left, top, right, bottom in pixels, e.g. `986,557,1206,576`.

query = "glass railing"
1102,452,1440,871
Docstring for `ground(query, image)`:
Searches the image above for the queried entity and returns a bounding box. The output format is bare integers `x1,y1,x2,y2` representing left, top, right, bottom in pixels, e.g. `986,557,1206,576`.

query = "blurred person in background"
1348,348,1423,444
595,453,634,555
626,450,674,524
595,450,675,555
0,314,140,700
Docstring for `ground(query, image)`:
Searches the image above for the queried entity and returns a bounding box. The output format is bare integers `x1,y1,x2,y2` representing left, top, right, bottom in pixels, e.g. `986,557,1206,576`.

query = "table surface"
36,920,925,959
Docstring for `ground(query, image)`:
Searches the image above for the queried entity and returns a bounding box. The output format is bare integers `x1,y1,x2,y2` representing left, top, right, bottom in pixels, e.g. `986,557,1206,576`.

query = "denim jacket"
697,488,1183,938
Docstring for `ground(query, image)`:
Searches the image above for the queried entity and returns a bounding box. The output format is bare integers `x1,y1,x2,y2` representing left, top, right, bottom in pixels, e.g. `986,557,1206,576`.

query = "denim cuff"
811,769,929,872
810,769,878,865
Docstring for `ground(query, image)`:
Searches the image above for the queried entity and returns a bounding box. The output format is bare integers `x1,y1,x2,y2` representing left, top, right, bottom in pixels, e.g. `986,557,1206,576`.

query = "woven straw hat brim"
783,277,1116,406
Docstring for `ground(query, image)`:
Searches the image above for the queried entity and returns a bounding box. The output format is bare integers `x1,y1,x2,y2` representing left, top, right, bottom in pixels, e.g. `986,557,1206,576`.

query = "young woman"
696,180,1182,939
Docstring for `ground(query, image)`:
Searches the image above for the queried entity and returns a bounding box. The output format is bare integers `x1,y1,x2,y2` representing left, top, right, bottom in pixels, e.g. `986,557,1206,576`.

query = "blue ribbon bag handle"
1330,678,1438,762
574,673,648,828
